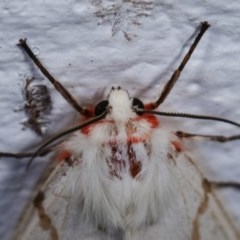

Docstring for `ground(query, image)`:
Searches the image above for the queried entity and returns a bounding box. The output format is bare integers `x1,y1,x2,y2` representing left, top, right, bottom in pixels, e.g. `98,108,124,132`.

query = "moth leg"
210,180,240,190
176,131,240,142
177,133,240,189
0,145,53,158
148,21,210,109
18,39,91,116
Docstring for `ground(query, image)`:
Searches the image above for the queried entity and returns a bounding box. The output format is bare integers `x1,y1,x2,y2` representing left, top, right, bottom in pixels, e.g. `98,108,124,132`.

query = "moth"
2,21,240,240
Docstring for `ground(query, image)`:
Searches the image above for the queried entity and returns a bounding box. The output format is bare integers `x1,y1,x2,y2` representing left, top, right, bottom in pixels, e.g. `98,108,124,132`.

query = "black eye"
132,98,144,111
94,100,109,116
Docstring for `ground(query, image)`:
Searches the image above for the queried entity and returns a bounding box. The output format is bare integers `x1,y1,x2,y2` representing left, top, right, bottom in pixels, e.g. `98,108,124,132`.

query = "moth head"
94,86,144,121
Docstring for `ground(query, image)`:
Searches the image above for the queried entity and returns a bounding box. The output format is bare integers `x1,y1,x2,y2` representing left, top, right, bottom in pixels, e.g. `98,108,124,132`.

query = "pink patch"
57,150,71,162
134,114,159,128
81,125,92,135
144,103,153,110
127,136,145,144
171,140,183,152
81,114,158,136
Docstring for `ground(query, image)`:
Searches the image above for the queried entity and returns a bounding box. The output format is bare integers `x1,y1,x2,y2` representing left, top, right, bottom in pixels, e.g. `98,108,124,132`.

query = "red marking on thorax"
57,150,78,167
81,125,92,135
134,114,159,128
81,114,159,136
171,140,183,152
127,143,141,178
57,150,71,163
127,136,145,144
86,108,94,117
106,142,142,179
144,103,153,110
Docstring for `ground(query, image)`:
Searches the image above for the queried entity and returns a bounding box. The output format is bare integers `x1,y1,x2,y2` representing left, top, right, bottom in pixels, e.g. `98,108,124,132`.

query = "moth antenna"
18,39,92,117
136,109,240,128
26,110,108,169
149,21,210,109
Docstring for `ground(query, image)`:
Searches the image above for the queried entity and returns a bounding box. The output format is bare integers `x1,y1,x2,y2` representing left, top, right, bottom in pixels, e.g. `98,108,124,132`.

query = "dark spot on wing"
33,191,59,240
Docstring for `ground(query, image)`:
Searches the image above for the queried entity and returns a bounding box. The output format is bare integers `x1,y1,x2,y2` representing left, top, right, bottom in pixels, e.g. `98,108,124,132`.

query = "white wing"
11,151,240,240
12,161,111,240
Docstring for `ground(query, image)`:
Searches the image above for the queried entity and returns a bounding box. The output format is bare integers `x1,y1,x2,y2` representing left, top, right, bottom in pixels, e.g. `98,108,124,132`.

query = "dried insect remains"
20,75,51,135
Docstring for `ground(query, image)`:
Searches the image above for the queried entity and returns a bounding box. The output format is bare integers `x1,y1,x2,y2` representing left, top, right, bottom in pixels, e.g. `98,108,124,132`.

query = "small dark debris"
20,76,52,135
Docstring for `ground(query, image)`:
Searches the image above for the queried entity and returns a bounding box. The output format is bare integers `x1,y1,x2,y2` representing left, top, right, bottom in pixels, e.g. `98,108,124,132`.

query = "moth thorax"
108,88,134,121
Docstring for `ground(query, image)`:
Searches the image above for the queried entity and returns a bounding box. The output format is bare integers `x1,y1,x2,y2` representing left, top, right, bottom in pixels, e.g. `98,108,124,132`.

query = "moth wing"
11,162,109,240
11,154,240,240
169,152,239,240
125,151,240,240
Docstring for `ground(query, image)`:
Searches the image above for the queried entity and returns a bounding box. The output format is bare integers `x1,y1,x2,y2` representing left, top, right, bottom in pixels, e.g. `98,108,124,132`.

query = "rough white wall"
0,1,240,239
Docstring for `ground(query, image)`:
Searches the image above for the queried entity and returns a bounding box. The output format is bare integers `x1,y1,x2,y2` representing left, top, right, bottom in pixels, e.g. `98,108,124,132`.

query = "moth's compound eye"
132,98,144,112
94,100,109,116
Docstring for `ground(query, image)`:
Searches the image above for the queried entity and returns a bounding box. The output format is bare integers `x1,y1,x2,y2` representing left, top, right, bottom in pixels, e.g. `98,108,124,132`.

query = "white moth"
4,22,240,240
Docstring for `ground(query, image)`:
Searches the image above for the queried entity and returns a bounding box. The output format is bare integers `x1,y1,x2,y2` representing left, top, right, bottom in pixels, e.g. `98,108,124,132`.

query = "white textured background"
0,1,240,240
